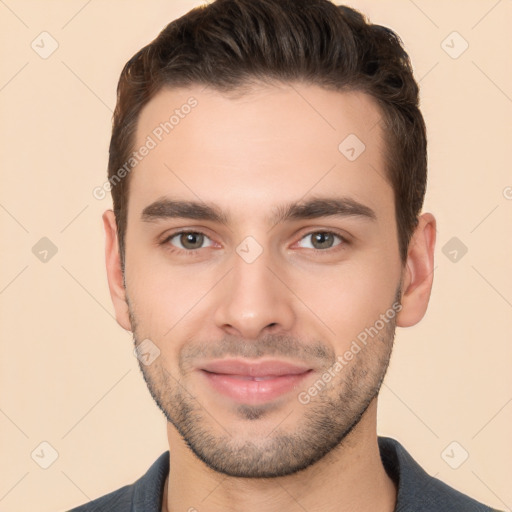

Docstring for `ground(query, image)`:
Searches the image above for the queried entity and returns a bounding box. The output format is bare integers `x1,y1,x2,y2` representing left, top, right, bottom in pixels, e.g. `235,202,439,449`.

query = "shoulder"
67,483,135,512
378,436,501,512
66,451,169,512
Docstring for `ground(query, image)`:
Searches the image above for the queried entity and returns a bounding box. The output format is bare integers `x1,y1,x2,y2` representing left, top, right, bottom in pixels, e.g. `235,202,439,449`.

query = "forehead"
128,83,392,224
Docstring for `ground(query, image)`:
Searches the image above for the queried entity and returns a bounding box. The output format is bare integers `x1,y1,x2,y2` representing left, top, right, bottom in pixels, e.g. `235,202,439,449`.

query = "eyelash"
160,229,349,256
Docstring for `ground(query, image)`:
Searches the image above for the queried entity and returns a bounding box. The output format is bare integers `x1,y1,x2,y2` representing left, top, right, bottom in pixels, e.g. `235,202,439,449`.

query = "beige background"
0,0,511,511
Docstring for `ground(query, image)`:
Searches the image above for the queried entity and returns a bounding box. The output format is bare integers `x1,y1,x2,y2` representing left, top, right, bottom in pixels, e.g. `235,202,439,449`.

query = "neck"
162,400,397,512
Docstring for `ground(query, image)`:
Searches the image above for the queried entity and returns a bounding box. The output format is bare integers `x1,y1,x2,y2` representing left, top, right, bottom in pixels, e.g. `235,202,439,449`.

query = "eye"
296,231,346,251
160,229,348,255
164,231,214,252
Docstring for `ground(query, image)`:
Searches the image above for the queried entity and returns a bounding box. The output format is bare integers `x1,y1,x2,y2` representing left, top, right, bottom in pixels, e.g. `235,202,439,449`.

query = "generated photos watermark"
297,301,402,405
92,96,198,200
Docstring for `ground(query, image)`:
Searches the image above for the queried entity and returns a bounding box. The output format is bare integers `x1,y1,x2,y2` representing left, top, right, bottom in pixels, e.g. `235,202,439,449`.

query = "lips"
200,359,311,377
198,359,313,404
213,375,277,381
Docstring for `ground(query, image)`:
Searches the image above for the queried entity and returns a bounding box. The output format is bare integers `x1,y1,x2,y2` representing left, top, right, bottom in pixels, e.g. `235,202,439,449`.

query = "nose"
213,245,296,340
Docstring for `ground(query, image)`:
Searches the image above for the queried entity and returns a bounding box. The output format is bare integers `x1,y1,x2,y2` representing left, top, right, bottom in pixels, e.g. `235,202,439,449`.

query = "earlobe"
396,213,437,328
103,210,132,331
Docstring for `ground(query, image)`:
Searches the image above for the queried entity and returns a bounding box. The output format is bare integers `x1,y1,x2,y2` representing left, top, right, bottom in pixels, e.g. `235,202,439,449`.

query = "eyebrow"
141,195,377,226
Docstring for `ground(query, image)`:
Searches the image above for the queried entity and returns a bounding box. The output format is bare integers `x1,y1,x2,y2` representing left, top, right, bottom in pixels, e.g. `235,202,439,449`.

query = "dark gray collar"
127,436,497,512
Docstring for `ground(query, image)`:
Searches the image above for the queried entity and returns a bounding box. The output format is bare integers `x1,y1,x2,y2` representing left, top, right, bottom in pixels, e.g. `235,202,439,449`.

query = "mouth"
203,374,290,381
197,359,314,404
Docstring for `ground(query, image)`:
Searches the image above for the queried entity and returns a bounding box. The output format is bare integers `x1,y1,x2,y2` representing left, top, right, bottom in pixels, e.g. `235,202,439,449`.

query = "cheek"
289,255,399,344
126,256,216,335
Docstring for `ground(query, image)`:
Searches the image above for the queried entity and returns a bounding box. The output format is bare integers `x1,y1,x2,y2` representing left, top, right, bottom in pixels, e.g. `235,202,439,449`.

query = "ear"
103,210,132,331
396,212,436,327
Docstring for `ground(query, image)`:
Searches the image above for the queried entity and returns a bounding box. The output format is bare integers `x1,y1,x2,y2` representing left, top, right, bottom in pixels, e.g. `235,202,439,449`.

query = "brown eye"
166,231,212,251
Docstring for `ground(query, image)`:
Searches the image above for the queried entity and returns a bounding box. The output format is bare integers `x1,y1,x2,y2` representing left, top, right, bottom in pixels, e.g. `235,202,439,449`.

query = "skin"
103,83,436,512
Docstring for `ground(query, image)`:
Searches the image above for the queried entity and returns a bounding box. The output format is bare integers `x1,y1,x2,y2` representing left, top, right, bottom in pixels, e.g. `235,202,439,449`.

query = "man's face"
120,83,404,477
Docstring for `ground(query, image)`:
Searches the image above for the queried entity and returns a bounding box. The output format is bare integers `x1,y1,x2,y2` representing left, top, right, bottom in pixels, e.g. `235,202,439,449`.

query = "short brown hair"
108,0,427,269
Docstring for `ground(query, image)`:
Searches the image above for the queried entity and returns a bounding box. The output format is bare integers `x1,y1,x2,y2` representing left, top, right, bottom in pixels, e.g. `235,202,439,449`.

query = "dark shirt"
68,436,501,511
